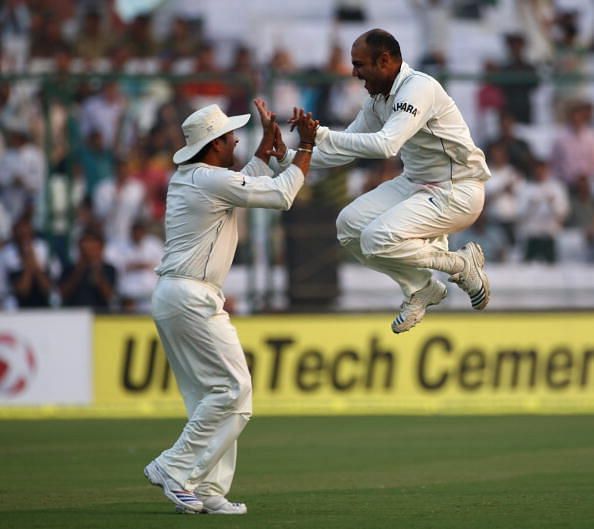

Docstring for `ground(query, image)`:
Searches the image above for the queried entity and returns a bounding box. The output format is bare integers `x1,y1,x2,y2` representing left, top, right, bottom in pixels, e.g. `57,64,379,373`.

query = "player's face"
351,40,393,96
218,131,238,167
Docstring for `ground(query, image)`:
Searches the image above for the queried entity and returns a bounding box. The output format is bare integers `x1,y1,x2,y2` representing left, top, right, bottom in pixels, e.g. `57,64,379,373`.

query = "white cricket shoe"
196,495,248,515
448,242,490,310
391,279,447,334
144,460,203,514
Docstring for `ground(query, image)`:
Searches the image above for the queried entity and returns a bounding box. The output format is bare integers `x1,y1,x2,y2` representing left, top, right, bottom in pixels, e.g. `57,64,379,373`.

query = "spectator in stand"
153,84,194,155
79,80,126,150
566,174,594,261
106,219,163,313
0,200,10,305
0,0,31,72
498,33,539,124
450,209,508,263
76,128,114,196
0,82,41,151
0,201,9,243
1,214,54,307
412,0,450,55
182,41,228,106
485,111,534,179
550,100,594,196
517,159,569,264
476,60,506,145
29,11,71,60
515,0,555,64
135,126,173,223
74,9,115,64
551,10,589,120
484,141,525,245
268,46,301,121
39,44,82,170
59,227,117,309
226,44,261,115
314,43,365,127
160,16,201,62
0,121,45,226
93,158,146,244
116,13,159,59
69,195,102,259
412,0,450,83
47,161,86,268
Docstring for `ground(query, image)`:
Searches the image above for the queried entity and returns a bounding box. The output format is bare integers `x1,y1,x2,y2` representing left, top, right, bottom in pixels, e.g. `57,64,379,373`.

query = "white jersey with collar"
155,156,304,289
310,62,490,184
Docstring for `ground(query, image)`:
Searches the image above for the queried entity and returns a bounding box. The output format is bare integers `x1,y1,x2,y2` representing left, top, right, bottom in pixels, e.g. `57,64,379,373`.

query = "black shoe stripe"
472,291,486,303
471,289,486,300
472,295,486,307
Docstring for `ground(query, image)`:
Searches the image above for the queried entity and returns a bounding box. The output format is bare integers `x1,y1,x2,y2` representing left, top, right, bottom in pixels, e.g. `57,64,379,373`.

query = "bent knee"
360,224,404,257
336,205,362,245
234,376,252,408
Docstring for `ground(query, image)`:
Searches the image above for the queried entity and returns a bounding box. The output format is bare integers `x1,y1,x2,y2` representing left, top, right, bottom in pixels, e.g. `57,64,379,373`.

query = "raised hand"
254,98,276,132
269,123,287,159
293,108,319,145
288,106,300,132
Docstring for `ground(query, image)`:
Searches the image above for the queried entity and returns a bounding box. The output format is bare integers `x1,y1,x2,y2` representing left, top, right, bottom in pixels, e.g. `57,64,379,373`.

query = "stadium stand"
0,0,593,312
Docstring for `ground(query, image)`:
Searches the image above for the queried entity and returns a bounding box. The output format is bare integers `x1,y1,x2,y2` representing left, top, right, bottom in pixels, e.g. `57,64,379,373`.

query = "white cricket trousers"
151,276,252,495
336,175,485,298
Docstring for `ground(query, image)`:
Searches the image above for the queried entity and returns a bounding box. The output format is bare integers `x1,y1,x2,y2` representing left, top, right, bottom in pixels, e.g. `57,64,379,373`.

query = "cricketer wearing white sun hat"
172,104,251,164
145,99,319,515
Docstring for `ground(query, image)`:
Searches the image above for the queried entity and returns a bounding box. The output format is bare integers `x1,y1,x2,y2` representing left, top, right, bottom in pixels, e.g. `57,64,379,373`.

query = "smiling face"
351,37,399,97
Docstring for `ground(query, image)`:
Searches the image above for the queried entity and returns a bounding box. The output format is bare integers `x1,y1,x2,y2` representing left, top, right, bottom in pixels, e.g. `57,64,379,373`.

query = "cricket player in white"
281,29,491,333
144,100,318,514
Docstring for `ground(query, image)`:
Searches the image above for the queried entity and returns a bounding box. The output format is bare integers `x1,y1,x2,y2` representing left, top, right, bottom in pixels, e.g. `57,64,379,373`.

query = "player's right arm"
277,99,380,170
208,110,317,211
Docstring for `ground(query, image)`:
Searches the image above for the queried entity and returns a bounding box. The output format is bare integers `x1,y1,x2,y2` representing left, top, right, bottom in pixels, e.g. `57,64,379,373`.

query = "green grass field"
1,416,593,529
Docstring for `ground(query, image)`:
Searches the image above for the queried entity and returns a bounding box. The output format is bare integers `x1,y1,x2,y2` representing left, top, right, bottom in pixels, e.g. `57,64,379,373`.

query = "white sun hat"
173,104,251,165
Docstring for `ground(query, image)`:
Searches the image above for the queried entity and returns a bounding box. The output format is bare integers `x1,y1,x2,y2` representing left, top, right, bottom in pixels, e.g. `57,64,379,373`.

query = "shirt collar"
389,61,412,96
178,162,212,171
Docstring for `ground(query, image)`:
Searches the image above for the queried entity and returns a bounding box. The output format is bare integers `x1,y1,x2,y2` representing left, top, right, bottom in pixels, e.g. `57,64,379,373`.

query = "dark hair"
179,132,232,165
80,226,105,244
363,29,402,62
180,144,211,165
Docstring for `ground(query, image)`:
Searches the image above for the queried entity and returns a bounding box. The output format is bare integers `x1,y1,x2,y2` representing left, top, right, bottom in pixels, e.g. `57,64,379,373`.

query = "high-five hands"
288,107,319,137
254,98,286,159
254,98,275,132
290,107,319,145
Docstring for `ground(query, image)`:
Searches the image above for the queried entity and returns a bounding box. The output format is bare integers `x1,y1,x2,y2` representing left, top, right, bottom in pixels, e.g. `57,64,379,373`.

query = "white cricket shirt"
295,62,490,184
156,156,304,288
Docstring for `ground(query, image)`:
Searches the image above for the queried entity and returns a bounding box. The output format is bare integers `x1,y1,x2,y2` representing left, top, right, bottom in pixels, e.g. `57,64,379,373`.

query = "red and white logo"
0,333,36,397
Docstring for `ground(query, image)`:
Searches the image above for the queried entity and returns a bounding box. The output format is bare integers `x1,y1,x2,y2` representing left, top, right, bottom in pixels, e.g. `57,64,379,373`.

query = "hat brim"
172,113,251,165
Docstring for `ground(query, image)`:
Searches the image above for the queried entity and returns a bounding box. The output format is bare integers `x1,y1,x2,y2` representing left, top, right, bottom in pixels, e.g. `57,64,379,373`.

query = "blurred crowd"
0,0,593,312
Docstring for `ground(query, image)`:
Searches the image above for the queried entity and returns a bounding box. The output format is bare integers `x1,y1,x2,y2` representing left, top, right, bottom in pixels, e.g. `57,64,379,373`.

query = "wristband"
297,147,313,153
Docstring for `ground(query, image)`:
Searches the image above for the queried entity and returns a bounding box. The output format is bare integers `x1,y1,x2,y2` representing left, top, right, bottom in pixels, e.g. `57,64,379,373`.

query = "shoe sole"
466,243,490,310
175,505,247,515
144,464,203,513
391,283,447,334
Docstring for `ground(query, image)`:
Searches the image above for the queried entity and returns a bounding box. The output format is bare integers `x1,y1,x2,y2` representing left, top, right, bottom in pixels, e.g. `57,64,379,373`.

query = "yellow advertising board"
94,312,594,416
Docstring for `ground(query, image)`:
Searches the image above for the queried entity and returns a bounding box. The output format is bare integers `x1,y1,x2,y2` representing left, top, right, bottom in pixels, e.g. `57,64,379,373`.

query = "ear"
211,137,224,153
377,51,392,70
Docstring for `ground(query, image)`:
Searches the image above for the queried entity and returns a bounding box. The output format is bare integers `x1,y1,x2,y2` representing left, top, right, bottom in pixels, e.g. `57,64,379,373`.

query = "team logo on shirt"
393,101,418,117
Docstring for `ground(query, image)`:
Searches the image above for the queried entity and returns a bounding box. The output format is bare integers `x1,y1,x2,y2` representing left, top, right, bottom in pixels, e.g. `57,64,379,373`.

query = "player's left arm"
315,77,436,160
